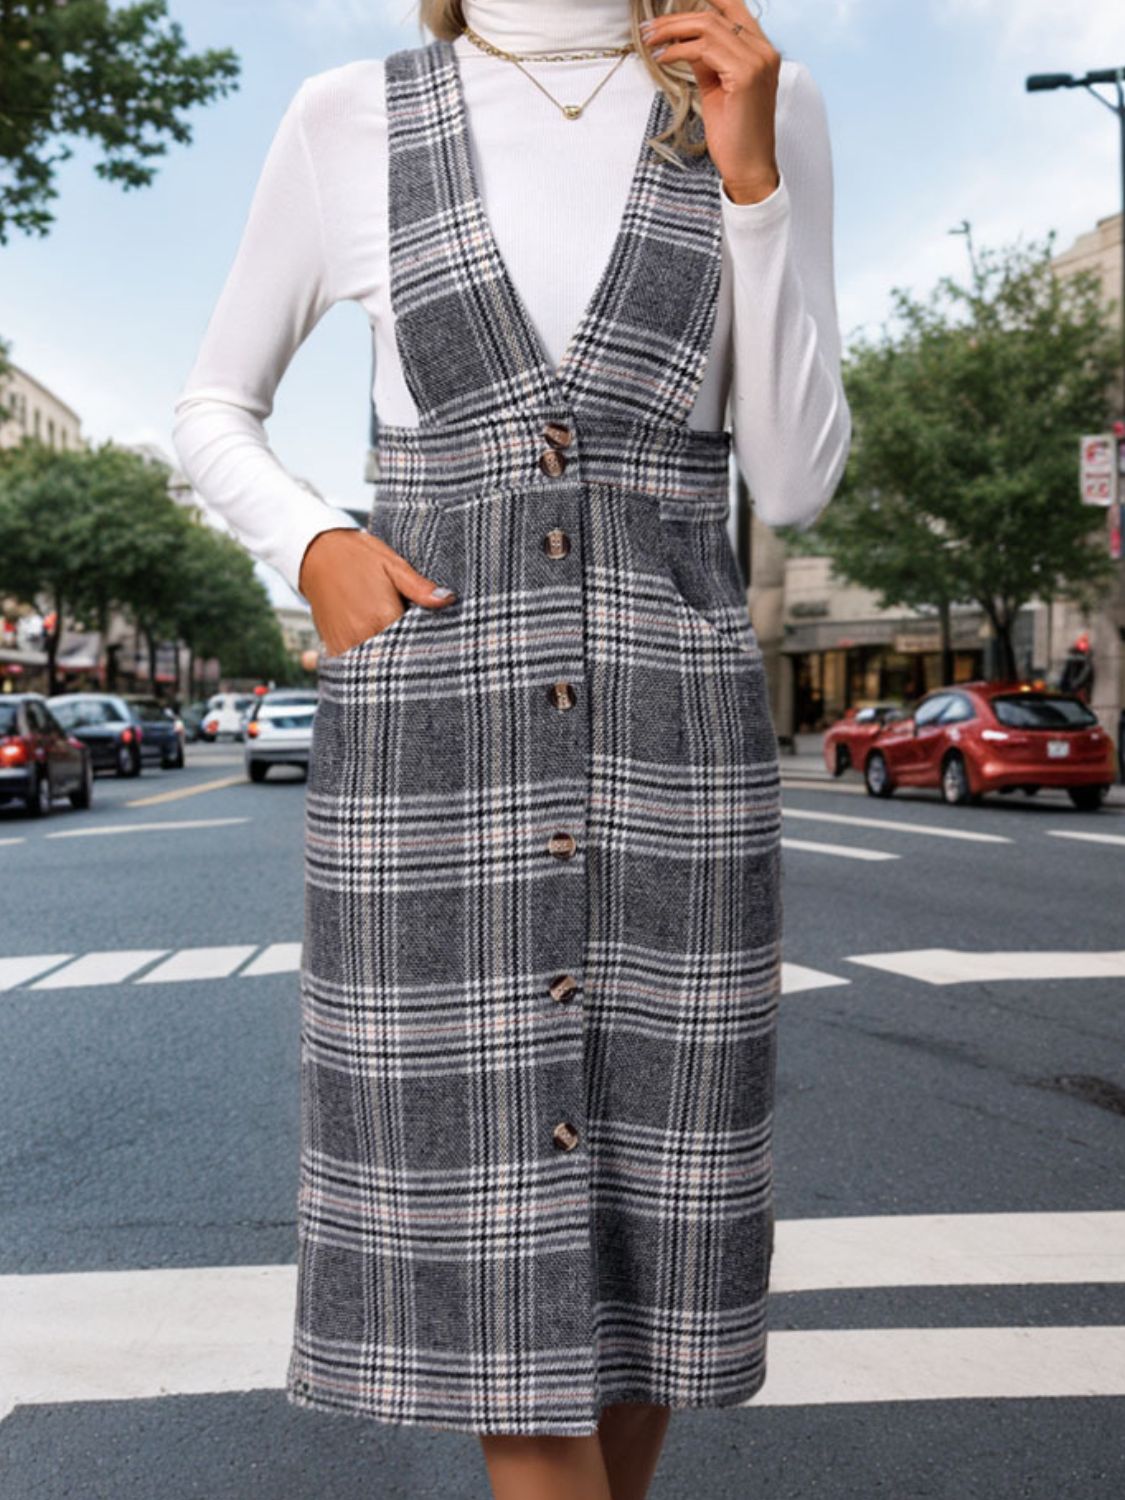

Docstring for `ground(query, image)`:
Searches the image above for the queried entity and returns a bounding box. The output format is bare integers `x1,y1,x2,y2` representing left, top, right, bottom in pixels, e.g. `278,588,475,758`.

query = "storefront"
779,611,1035,734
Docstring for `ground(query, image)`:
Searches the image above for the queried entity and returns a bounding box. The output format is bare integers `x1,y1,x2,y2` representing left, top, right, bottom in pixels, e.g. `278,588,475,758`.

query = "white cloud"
935,0,1125,64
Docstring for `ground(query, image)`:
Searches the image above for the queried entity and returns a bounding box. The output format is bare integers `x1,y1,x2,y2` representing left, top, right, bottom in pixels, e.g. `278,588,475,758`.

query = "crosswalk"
5,944,1124,994
3,1212,1123,1421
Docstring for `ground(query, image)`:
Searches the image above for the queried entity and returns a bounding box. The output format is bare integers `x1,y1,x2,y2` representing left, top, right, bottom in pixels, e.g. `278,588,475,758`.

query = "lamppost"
1026,67,1125,418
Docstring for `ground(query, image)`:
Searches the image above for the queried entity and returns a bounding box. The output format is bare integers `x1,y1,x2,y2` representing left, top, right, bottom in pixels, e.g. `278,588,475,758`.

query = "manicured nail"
430,585,455,599
651,43,667,57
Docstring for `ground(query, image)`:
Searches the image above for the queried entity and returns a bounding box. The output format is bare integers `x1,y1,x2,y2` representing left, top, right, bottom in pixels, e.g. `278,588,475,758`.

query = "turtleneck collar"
460,0,634,53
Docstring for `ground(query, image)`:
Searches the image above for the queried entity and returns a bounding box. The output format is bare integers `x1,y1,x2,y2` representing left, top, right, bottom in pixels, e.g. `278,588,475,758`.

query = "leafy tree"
0,437,290,691
0,332,11,424
780,230,1120,682
0,0,239,242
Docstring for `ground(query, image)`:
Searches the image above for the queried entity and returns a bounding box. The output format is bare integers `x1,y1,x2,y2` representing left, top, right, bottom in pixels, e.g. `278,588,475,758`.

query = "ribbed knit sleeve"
720,60,851,530
170,79,361,600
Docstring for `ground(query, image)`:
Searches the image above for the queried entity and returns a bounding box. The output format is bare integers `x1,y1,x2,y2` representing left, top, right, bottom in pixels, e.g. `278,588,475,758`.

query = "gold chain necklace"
461,24,636,120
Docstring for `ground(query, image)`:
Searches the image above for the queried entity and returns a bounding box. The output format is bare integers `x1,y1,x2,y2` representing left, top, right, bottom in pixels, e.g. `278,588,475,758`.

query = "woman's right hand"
298,528,457,658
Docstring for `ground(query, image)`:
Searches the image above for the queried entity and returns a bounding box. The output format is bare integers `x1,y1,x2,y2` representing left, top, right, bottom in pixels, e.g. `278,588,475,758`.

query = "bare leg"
479,1433,615,1500
597,1403,673,1500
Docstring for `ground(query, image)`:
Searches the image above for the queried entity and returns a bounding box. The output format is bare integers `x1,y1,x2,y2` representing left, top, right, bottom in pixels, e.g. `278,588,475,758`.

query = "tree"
781,231,1120,682
0,437,290,691
0,0,239,243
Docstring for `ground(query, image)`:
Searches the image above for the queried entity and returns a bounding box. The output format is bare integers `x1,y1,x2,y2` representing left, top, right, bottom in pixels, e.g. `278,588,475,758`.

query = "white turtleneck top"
171,0,851,599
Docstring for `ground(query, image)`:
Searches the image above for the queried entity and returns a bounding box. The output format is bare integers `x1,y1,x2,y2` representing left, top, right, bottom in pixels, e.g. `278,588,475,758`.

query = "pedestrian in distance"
171,1,851,1495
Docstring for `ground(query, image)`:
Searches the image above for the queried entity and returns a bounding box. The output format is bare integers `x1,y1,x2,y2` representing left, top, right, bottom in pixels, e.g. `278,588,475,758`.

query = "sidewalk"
779,732,1125,805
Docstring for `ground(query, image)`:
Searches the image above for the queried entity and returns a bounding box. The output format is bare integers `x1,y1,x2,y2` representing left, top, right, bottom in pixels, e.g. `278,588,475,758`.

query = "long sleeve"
721,61,851,531
171,79,362,600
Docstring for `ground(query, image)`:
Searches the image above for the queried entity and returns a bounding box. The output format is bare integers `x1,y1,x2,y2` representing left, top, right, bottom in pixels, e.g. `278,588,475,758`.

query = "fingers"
377,541,457,609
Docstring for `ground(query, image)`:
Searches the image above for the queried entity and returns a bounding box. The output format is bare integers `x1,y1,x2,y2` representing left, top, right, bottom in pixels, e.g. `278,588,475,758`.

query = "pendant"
563,104,582,119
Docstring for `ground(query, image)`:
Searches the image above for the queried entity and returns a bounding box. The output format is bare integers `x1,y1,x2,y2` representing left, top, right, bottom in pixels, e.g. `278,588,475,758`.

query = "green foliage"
0,436,291,689
0,0,239,242
778,230,1120,678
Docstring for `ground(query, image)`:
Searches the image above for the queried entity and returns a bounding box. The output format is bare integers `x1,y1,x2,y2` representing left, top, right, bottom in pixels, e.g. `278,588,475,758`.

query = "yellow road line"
125,774,245,808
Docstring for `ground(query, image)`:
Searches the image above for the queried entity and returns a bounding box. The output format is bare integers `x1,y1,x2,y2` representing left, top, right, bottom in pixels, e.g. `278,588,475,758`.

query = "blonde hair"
417,0,758,162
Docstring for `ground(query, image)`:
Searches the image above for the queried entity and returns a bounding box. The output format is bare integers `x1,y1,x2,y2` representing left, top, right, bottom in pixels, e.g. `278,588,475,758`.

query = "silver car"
244,694,317,782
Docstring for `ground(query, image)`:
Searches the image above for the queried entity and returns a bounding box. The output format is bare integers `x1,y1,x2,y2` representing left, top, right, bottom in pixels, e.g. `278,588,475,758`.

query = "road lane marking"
125,775,247,807
782,963,851,994
782,777,867,795
772,1211,1125,1291
241,943,303,977
0,955,73,992
781,837,900,861
135,946,258,984
846,948,1125,985
30,951,170,989
0,945,849,995
783,808,1010,843
5,1211,1125,1417
0,837,26,847
749,1326,1125,1406
1047,829,1125,848
46,817,249,839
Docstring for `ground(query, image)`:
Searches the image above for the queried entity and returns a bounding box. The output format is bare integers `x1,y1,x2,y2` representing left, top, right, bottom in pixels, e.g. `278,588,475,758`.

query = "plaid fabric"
286,37,782,1437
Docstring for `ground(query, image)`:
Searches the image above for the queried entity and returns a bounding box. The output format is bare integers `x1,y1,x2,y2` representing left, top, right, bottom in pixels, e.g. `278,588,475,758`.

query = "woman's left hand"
640,2,782,205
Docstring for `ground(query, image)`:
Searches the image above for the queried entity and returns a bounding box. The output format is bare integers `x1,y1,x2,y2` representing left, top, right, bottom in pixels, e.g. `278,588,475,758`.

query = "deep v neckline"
444,39,668,410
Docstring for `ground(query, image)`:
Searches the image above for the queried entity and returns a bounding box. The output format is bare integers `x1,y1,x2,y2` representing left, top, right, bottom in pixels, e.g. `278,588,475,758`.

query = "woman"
172,1,850,1495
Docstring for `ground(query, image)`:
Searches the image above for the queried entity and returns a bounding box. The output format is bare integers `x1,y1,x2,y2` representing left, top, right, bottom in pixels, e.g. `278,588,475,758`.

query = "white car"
245,695,317,781
202,693,256,742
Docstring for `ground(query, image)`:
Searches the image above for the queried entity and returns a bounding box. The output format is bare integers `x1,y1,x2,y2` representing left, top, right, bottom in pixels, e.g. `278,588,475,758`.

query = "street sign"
1080,433,1117,505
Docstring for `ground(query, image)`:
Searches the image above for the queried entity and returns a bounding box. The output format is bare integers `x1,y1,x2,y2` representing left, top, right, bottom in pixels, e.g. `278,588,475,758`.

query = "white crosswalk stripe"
781,836,900,861
135,946,258,983
783,808,1010,843
30,950,169,989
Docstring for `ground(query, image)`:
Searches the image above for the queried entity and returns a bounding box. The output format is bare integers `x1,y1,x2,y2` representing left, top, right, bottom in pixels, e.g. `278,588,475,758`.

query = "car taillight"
205,719,219,733
121,726,133,744
247,721,260,737
0,735,30,766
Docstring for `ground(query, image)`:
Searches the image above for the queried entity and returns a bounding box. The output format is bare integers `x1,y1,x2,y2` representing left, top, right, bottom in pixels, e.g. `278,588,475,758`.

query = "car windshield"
126,698,170,719
50,698,124,728
0,702,19,734
991,694,1097,729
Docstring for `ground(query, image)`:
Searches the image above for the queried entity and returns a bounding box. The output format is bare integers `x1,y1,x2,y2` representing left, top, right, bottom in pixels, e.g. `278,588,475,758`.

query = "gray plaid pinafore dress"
286,36,782,1437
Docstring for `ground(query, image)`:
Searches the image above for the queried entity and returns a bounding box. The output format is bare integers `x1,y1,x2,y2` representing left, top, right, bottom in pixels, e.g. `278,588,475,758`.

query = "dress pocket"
656,514,762,663
318,502,449,675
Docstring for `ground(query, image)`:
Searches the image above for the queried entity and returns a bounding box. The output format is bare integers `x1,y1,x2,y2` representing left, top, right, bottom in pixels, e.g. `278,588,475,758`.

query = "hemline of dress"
284,1365,770,1437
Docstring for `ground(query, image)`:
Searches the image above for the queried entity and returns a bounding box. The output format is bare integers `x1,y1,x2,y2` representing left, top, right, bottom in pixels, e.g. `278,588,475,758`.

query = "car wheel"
864,751,894,798
69,757,94,809
941,752,974,805
1067,784,1107,812
834,745,850,776
25,770,52,818
248,761,269,783
116,743,140,777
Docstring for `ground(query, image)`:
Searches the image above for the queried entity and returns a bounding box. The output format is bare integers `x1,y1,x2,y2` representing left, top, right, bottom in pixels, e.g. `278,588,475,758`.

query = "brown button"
543,528,571,559
548,831,577,859
539,448,567,477
549,681,576,711
552,1121,580,1151
549,973,579,1003
543,422,573,448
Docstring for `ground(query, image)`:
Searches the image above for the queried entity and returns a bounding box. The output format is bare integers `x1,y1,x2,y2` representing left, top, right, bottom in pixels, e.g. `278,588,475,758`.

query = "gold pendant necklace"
461,24,636,121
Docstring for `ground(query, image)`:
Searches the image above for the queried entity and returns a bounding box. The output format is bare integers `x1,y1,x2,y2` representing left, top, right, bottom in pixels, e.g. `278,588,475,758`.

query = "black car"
47,692,182,776
0,693,94,816
120,695,186,769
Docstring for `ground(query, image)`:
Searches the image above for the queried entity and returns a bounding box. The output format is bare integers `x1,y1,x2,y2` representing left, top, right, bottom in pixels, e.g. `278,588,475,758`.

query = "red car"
831,680,1116,809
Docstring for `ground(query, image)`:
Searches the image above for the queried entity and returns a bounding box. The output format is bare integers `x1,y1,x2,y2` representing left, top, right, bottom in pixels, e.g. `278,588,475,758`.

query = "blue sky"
3,0,1124,606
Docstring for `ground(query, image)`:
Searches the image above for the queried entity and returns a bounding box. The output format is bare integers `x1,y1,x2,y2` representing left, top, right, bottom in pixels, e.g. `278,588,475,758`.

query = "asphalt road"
1,740,1123,1498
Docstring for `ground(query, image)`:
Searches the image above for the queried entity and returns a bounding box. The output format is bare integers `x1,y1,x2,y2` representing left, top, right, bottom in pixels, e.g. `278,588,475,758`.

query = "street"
1,744,1123,1498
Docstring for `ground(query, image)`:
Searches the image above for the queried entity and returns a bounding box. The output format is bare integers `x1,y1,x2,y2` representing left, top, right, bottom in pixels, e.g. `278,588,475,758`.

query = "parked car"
120,695,185,768
858,680,1115,808
822,703,908,777
244,694,317,781
0,693,94,816
202,693,257,742
49,692,162,776
179,700,212,742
